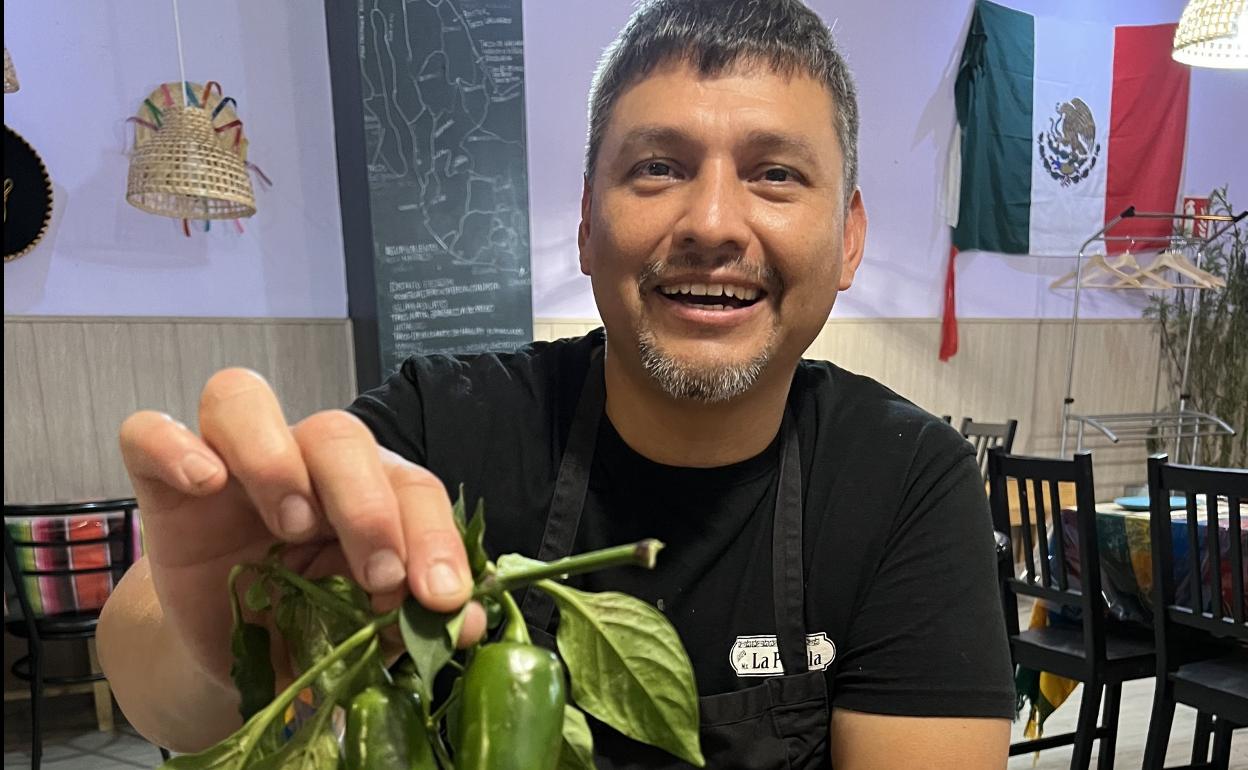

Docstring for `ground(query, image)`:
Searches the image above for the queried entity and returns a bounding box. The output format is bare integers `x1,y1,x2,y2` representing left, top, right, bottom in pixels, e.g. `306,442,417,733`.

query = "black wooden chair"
3,498,169,769
988,449,1156,770
1141,456,1247,770
961,417,1019,480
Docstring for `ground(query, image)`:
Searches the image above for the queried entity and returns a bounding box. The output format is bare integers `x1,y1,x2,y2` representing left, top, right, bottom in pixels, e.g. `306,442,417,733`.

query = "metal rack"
1058,206,1245,460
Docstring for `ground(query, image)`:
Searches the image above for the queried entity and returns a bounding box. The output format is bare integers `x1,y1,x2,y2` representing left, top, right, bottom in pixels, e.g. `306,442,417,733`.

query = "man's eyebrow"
616,125,824,167
616,125,698,153
742,130,823,168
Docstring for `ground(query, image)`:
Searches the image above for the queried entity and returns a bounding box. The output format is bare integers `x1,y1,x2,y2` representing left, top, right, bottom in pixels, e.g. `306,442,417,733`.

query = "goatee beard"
634,326,778,404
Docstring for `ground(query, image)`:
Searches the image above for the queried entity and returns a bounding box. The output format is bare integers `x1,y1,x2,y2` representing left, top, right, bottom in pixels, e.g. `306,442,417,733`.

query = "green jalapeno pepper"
343,683,436,770
456,593,567,770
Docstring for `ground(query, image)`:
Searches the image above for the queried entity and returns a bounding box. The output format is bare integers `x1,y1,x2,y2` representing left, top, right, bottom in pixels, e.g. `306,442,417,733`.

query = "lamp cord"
172,0,188,108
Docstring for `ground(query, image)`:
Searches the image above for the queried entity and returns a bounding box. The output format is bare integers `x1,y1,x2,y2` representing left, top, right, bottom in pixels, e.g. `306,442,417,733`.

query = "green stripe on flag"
953,0,1034,254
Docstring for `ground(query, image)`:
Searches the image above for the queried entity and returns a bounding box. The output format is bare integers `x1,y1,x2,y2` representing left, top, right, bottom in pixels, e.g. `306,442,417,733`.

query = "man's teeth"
657,283,760,301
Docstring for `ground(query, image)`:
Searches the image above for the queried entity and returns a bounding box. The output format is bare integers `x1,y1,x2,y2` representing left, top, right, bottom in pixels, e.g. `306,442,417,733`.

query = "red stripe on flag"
1104,23,1190,252
940,245,959,361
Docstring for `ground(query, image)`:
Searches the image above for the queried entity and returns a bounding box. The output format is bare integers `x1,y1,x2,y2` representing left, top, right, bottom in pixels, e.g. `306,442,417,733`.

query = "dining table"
1015,497,1247,738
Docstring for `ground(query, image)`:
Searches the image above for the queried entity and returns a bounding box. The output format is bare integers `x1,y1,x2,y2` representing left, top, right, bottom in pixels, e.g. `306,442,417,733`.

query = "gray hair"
585,0,860,203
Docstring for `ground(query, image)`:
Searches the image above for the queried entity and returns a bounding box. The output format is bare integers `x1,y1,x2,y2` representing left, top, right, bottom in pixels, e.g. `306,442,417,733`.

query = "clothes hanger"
1050,250,1152,290
1121,247,1224,290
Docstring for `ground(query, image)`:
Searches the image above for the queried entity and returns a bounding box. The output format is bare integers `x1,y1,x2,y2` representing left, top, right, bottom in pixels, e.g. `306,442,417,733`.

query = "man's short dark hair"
585,0,860,204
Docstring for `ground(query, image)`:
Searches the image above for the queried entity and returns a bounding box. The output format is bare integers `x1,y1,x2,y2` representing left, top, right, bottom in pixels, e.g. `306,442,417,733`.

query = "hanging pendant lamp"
1173,0,1248,69
4,47,18,93
124,0,255,219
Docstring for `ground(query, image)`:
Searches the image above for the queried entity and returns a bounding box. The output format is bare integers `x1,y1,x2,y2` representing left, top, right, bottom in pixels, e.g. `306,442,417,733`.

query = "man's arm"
98,558,249,753
830,709,1009,769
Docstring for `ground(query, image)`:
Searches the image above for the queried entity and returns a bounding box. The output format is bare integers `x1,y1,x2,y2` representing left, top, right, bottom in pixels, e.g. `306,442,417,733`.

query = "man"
99,1,1014,766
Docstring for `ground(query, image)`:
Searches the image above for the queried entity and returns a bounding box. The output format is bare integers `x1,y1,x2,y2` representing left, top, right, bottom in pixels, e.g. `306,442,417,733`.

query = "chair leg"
1071,681,1104,770
1210,718,1234,770
1191,711,1213,765
86,638,115,732
1096,683,1122,770
29,650,44,770
1141,680,1176,770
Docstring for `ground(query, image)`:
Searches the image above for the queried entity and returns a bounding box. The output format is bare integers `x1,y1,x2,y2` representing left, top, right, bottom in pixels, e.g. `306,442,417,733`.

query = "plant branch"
474,539,664,598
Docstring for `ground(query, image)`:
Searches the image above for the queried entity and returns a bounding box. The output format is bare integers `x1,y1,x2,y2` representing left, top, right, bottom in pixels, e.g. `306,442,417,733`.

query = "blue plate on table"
1113,495,1186,511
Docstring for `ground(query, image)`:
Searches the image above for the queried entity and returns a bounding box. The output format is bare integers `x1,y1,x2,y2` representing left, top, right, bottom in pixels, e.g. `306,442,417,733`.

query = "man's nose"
673,159,751,257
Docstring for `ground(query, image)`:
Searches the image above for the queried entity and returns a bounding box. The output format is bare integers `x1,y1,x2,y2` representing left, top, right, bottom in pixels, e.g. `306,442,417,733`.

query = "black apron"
518,351,833,769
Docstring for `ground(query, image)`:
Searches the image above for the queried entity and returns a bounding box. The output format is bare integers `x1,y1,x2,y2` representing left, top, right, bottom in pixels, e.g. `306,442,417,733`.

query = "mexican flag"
940,0,1190,359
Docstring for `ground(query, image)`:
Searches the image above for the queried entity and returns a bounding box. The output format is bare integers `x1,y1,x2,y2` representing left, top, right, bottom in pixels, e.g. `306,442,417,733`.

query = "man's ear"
578,176,593,276
837,188,867,291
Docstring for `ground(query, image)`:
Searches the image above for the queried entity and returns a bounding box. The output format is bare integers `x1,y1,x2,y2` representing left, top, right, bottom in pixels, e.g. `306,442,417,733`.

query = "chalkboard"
327,0,533,390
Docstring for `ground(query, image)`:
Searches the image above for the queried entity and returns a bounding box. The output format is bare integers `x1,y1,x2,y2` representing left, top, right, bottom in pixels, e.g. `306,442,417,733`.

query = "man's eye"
641,161,673,177
762,167,792,183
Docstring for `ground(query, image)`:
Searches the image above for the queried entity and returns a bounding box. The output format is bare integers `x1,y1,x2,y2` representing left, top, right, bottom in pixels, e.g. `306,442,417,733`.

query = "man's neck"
602,345,795,468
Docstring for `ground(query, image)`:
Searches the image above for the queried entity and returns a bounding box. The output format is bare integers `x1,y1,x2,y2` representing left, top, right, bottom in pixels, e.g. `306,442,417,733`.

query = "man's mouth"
655,282,765,311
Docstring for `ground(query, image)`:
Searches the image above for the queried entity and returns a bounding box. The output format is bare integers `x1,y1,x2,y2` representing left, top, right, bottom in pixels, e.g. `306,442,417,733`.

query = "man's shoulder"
794,358,972,466
399,329,602,396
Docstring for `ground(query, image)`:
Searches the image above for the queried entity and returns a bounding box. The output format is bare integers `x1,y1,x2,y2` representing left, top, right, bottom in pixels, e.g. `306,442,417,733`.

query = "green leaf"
543,583,704,767
248,700,340,770
244,577,271,613
274,580,383,705
452,484,467,535
464,498,488,576
229,622,276,722
158,737,246,769
557,704,597,770
398,597,463,704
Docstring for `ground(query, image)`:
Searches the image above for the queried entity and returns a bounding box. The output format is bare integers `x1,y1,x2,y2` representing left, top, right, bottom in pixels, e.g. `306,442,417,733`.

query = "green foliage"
1143,187,1247,467
164,501,701,770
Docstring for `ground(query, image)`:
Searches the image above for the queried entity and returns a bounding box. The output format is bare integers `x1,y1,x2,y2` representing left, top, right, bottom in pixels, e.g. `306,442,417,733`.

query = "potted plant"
1144,186,1246,468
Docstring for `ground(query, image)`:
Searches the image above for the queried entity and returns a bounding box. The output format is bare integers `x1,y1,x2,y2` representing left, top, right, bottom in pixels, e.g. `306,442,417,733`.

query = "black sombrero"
4,125,53,261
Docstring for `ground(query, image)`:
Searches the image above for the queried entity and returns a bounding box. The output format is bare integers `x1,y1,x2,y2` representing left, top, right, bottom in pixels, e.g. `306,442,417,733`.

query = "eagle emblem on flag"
1037,98,1101,187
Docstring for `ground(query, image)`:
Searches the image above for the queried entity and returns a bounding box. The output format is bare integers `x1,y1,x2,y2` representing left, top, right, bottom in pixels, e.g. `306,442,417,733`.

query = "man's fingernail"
427,561,464,598
278,495,316,537
181,453,221,486
365,549,406,591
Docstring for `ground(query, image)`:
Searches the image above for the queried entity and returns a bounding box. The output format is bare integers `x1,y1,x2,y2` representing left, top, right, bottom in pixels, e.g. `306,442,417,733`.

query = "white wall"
524,0,1248,321
2,1,347,318
3,1,1244,321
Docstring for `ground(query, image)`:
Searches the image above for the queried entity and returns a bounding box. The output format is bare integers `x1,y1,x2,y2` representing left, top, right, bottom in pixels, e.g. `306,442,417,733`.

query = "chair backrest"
988,449,1105,657
3,499,140,625
961,418,1019,480
1147,455,1247,647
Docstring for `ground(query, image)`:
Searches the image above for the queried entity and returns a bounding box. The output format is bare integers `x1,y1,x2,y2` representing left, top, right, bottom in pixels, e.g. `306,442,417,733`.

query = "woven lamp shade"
3,47,18,93
1173,0,1248,69
126,105,255,219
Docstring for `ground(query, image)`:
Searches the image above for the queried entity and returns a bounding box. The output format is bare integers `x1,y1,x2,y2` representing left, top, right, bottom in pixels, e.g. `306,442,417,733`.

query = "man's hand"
100,368,485,749
830,709,1009,769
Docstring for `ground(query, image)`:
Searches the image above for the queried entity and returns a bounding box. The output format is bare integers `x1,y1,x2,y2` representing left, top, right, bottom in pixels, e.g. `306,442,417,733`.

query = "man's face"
579,59,866,403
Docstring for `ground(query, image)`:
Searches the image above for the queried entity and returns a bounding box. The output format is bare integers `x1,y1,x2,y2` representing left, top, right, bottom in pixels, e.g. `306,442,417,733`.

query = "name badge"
730,632,836,677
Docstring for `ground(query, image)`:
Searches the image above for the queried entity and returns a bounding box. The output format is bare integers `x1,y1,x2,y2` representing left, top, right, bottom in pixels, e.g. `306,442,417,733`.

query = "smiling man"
99,1,1014,767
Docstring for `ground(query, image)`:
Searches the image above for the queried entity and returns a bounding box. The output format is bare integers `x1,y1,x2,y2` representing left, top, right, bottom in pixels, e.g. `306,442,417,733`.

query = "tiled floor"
4,696,166,770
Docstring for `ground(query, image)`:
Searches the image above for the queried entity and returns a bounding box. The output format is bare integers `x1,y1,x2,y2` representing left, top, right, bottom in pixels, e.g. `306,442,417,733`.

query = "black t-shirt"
348,330,1016,719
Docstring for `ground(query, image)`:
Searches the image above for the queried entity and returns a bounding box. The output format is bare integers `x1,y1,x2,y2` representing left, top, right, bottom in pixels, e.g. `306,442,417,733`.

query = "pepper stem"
474,539,664,598
499,590,531,644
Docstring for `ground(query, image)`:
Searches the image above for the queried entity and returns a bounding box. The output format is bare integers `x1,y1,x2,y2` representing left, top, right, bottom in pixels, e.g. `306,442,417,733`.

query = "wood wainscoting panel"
530,317,1164,499
3,317,356,504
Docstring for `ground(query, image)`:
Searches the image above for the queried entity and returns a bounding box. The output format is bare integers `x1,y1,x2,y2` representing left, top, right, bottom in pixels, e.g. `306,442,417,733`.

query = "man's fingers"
383,453,473,612
198,369,323,543
294,411,412,595
119,410,227,506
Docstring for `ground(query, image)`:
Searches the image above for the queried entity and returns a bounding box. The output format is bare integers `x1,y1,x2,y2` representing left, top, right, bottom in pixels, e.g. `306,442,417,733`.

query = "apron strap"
771,409,808,676
519,348,605,631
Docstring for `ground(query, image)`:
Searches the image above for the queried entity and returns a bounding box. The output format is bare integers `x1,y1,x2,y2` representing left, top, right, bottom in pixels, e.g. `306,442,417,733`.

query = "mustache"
637,253,782,294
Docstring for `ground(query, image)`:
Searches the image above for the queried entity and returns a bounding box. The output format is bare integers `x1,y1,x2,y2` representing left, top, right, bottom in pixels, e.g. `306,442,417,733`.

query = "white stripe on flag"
1028,15,1112,256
